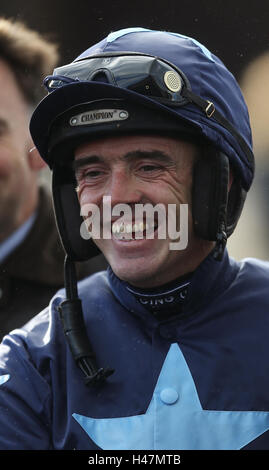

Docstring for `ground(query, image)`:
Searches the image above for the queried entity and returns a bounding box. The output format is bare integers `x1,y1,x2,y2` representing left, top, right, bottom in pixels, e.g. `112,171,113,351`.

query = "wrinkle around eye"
75,173,106,197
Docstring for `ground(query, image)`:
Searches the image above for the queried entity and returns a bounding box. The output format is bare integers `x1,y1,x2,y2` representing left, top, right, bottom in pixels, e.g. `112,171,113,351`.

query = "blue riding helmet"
30,27,254,191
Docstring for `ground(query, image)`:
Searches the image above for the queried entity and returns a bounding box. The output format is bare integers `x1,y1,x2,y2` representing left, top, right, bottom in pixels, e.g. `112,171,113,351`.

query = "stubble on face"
75,134,214,288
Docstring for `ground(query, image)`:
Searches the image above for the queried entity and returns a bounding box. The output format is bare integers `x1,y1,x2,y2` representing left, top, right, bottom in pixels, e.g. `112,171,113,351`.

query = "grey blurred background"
1,0,269,261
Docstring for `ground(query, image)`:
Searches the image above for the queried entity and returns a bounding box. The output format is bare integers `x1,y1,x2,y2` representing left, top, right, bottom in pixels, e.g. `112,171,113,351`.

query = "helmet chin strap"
213,222,227,261
57,255,114,385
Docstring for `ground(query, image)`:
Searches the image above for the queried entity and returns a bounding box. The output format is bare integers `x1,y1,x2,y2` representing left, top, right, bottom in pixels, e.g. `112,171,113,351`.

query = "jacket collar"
107,249,239,325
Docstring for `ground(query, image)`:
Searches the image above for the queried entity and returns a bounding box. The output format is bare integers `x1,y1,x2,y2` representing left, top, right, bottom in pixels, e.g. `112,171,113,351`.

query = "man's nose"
108,168,142,206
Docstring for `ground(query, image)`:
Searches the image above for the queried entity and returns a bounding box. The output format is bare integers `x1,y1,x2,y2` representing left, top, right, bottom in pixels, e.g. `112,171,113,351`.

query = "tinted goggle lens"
44,54,190,105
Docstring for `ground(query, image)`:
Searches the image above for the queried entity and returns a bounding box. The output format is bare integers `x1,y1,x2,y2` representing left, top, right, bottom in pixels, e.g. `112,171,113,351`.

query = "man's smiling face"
74,134,214,288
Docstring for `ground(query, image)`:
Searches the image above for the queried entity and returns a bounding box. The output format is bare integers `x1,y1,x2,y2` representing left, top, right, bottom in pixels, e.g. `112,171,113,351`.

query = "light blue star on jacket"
0,375,10,386
73,343,269,449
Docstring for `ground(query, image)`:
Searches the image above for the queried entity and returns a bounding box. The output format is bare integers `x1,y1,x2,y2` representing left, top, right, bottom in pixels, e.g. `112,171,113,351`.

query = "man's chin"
109,262,156,287
96,239,179,287
109,258,172,288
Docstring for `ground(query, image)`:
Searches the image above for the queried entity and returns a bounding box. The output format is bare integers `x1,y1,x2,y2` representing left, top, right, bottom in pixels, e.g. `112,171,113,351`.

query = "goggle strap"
182,88,254,166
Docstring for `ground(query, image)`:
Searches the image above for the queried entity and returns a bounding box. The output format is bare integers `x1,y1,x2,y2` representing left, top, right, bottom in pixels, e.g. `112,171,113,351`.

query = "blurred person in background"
0,18,106,340
228,51,269,261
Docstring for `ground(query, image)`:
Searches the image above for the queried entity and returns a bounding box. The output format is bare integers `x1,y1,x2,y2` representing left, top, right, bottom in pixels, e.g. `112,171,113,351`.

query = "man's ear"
28,144,47,171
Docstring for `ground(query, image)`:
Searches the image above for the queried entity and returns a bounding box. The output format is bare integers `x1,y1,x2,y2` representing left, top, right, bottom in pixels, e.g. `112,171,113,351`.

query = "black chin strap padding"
192,147,229,241
226,180,247,237
52,165,101,261
57,256,114,385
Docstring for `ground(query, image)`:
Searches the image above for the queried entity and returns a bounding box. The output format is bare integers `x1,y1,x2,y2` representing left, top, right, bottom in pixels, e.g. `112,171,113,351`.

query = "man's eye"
85,170,102,178
76,169,103,181
140,165,162,172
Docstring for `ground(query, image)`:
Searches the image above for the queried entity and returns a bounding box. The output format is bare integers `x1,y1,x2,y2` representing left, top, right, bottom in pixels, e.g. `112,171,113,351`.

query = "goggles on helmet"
44,52,254,167
44,53,191,104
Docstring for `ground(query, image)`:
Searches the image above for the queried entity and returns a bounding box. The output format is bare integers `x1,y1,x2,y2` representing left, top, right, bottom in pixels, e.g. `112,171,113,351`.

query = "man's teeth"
112,221,156,235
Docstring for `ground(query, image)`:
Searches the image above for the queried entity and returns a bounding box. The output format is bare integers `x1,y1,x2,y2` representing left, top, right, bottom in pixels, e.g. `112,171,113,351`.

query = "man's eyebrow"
73,155,104,172
73,150,174,172
123,150,174,164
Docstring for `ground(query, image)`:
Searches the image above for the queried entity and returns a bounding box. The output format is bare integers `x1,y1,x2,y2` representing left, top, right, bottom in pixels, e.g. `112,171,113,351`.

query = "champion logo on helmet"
69,109,129,126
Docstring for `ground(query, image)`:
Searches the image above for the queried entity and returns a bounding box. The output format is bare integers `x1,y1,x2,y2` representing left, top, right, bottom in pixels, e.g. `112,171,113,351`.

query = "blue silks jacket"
0,249,269,450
